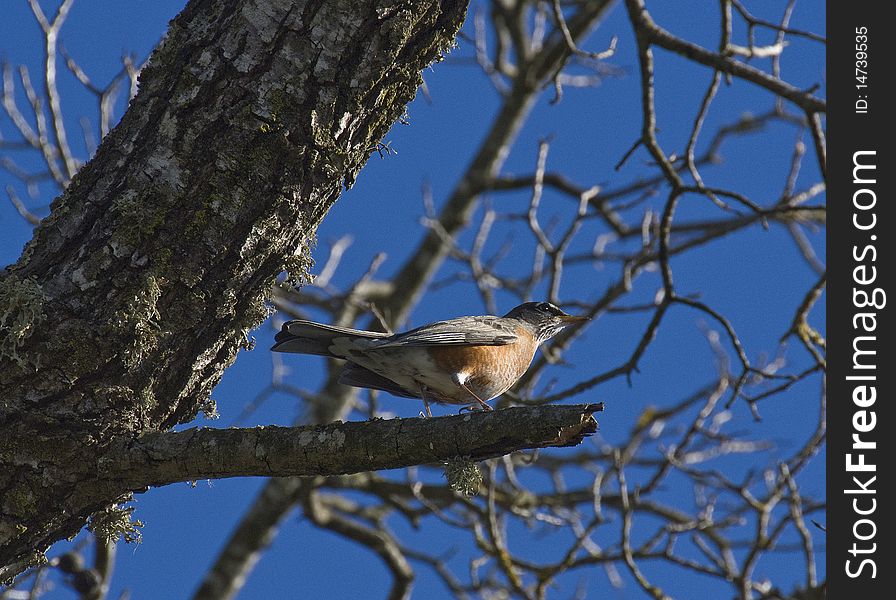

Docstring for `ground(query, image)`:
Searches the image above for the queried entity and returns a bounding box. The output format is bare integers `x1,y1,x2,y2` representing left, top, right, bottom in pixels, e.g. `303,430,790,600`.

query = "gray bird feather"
272,320,391,355
371,316,518,348
338,363,420,398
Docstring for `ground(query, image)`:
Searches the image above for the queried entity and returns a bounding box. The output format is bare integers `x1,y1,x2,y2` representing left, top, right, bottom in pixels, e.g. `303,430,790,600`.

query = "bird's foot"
457,402,492,413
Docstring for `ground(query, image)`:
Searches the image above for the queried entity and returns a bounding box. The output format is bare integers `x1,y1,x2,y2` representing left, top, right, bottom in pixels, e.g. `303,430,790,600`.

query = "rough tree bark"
0,0,497,582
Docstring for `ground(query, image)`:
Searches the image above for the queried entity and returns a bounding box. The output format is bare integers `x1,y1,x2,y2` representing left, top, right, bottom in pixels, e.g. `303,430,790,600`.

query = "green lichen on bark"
199,396,219,420
111,274,165,369
4,485,38,518
0,275,46,369
282,240,315,288
0,549,45,586
444,456,483,496
88,503,144,545
111,187,170,248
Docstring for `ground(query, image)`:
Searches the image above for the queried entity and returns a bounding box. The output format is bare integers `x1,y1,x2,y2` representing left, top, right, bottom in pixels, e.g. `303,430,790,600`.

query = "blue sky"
1,1,825,598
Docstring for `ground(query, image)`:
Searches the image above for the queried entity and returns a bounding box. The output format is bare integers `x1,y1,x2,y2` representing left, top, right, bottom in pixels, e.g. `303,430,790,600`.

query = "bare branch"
100,405,602,490
624,0,825,113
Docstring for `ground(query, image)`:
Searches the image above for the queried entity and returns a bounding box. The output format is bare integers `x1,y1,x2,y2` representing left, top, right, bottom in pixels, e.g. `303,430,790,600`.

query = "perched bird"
271,302,587,415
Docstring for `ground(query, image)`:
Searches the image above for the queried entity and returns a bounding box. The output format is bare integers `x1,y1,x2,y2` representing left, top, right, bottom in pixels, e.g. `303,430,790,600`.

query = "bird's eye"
538,302,560,314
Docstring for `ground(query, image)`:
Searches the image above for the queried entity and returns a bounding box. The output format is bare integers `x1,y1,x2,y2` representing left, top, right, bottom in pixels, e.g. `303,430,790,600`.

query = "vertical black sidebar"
829,2,893,596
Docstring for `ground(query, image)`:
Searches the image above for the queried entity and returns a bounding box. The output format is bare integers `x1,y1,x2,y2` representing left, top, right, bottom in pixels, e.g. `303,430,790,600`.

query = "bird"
271,302,587,416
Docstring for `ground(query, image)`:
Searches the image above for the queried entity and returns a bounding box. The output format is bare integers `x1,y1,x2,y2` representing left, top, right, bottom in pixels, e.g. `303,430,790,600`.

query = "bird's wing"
338,363,421,398
372,316,518,348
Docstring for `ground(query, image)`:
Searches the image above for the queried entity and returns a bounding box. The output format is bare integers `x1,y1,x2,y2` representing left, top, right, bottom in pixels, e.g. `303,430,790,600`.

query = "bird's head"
503,302,588,343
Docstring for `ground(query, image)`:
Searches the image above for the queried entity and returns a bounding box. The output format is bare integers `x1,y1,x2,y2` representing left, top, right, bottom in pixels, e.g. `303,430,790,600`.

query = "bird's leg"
459,382,493,411
418,386,434,418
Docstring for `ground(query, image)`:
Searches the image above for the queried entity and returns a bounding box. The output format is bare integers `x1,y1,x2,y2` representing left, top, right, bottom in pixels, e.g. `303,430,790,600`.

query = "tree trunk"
0,0,467,582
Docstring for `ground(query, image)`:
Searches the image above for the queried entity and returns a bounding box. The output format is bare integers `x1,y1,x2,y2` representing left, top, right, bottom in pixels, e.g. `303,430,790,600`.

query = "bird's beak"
558,314,589,323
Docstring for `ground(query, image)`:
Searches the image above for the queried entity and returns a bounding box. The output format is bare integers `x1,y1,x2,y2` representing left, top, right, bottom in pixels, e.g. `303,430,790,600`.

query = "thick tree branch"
103,404,602,490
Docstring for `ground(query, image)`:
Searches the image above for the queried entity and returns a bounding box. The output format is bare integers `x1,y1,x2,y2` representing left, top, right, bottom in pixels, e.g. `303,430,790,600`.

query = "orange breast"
426,326,538,401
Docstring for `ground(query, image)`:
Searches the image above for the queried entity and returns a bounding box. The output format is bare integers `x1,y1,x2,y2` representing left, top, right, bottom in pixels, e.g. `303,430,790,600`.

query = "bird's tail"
271,320,390,357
